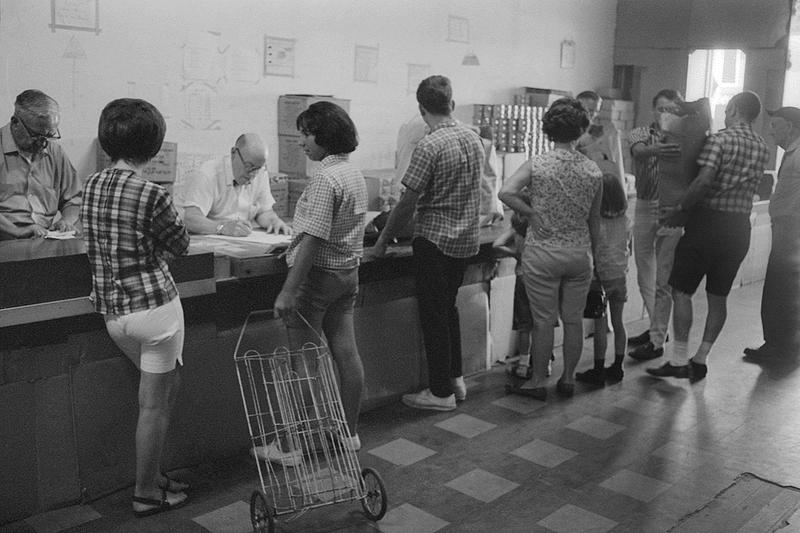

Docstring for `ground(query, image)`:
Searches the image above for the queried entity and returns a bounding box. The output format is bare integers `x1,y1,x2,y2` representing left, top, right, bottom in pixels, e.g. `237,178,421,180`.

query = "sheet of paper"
45,230,77,240
205,231,292,246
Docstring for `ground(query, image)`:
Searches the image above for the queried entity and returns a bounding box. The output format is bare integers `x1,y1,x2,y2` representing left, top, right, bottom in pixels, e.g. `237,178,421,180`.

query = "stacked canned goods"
471,103,551,156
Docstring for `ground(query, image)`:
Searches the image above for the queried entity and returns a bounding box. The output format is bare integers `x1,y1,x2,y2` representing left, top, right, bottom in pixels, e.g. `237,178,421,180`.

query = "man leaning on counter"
0,90,81,240
179,133,291,236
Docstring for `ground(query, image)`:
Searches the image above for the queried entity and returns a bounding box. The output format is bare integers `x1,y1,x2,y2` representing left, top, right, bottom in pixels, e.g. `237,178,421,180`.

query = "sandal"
159,472,190,493
133,488,188,517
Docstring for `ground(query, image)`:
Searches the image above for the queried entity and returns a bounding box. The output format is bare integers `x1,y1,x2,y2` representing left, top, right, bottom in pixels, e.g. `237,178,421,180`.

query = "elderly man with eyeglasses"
0,89,81,239
179,133,290,236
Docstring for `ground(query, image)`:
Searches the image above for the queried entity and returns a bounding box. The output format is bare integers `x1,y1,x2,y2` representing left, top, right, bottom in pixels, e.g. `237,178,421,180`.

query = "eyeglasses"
234,148,264,176
13,115,61,146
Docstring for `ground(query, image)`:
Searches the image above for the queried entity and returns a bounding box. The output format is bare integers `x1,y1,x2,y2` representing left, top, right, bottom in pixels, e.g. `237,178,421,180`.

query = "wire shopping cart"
233,310,387,533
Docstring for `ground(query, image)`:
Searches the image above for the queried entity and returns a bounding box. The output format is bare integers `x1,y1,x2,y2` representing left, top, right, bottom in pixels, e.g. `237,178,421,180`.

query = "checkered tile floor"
6,281,800,533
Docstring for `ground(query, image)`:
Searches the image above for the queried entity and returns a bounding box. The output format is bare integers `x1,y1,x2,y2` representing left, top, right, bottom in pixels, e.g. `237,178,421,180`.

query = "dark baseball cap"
767,106,800,126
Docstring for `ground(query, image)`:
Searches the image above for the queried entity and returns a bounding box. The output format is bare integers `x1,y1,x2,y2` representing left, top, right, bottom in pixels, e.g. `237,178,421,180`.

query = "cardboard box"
96,140,178,182
363,168,399,211
278,135,321,176
277,95,351,136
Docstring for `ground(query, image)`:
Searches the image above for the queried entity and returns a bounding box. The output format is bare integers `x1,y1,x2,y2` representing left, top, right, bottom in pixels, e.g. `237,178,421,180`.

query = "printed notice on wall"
264,36,296,77
407,64,430,95
447,15,469,43
354,45,379,83
50,0,100,34
560,40,576,69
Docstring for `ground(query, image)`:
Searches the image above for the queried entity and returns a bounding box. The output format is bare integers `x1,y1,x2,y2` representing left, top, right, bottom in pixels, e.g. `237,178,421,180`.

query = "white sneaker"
451,376,467,401
402,389,456,411
341,433,361,452
250,441,303,467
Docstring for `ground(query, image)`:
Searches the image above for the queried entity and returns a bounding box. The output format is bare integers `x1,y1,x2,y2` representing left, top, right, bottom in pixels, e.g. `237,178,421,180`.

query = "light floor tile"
434,413,497,439
510,438,578,468
651,441,718,466
537,503,618,533
600,469,672,502
25,504,101,533
368,438,436,466
193,500,252,533
491,395,546,414
566,415,626,440
444,468,519,503
378,503,449,533
613,395,661,414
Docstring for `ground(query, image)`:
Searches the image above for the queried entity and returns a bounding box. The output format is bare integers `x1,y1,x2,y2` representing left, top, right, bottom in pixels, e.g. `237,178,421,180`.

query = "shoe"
402,389,456,411
451,376,467,401
556,379,574,398
628,330,650,346
341,433,362,452
251,441,303,467
159,472,189,493
689,359,707,382
133,489,188,518
628,342,664,361
575,367,605,385
743,343,780,358
546,353,555,377
605,364,624,382
646,362,689,378
505,382,547,401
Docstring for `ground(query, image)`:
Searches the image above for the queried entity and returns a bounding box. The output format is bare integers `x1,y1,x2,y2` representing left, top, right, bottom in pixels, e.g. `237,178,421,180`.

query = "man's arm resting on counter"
52,204,81,232
370,188,420,258
255,209,291,234
274,233,322,318
0,213,45,238
183,206,251,236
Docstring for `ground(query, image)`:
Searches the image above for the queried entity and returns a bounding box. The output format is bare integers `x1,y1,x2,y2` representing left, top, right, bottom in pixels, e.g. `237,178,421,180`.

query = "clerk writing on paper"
179,133,290,237
0,90,81,239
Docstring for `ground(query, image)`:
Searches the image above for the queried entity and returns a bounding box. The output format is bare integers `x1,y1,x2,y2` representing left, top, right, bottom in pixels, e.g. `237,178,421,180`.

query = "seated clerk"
179,133,290,236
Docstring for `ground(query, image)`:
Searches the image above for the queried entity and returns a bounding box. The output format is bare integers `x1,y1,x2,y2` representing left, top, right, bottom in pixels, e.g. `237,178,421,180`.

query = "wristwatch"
216,223,224,234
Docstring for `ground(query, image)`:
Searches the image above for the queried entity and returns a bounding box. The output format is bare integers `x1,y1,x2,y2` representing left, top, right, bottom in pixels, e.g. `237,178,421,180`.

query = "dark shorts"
669,208,751,297
600,276,627,303
283,265,359,330
512,274,533,330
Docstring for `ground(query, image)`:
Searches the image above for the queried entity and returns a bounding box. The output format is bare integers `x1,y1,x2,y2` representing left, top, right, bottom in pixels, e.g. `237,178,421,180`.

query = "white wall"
0,0,616,180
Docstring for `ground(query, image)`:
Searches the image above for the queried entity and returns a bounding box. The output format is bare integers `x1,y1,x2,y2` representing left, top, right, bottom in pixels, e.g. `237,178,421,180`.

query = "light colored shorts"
104,297,185,374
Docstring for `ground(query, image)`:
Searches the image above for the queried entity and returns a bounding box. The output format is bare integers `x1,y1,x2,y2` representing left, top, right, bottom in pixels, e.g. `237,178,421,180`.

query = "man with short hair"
649,91,769,380
626,89,684,359
369,75,484,411
180,133,290,236
576,90,625,181
0,89,81,239
744,106,800,358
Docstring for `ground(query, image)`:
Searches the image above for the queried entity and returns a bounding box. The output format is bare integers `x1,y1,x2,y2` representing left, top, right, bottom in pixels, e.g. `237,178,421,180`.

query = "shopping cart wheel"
250,490,275,533
360,467,387,521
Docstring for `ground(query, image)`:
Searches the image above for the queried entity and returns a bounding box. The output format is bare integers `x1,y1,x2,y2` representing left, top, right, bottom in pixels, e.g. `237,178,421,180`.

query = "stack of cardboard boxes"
596,98,635,174
276,94,350,217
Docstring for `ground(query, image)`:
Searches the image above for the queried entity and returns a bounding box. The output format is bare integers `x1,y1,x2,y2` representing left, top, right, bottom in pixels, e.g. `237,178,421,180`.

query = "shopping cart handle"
233,309,327,360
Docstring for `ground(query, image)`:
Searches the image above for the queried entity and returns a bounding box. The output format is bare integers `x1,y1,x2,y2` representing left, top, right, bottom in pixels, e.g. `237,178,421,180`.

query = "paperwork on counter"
45,230,77,240
205,230,292,254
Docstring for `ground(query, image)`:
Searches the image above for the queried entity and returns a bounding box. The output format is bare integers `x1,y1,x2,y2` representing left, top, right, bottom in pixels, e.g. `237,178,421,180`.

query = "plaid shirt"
697,122,768,214
287,154,367,269
628,125,660,201
81,168,189,315
402,120,483,258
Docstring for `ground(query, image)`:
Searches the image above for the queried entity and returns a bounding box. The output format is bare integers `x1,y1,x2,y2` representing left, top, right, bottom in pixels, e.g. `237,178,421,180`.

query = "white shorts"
104,298,185,374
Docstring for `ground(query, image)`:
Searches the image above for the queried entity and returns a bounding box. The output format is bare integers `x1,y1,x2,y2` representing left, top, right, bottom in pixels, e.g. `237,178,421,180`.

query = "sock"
612,353,624,366
692,341,713,365
670,341,689,366
594,359,605,371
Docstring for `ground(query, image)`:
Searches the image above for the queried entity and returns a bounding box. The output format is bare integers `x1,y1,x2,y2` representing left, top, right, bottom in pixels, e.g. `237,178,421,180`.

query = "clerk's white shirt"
179,155,275,224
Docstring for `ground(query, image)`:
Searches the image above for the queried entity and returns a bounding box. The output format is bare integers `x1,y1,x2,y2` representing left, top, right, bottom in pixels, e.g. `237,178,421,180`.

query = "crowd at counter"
2,73,798,518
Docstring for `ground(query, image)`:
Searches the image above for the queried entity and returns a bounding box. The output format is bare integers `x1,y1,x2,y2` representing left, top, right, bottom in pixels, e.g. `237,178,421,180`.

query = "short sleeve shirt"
402,120,484,258
523,149,602,249
179,155,274,223
770,136,800,219
0,123,81,228
286,154,367,269
81,168,189,315
696,123,768,214
627,125,660,201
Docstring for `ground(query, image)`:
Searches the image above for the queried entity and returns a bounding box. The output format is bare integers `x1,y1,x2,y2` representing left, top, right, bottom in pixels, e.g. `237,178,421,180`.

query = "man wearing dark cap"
0,90,81,239
647,91,769,381
744,106,800,358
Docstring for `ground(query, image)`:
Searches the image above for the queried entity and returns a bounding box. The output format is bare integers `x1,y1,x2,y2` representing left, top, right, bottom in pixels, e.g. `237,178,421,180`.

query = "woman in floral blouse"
499,98,603,401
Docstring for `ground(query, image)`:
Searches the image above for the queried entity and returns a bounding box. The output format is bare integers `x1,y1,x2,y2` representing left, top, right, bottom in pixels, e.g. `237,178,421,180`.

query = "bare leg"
609,299,627,356
592,316,608,363
322,310,364,435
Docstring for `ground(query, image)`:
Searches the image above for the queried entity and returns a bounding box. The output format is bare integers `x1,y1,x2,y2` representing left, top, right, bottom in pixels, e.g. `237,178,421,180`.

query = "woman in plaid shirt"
81,99,190,516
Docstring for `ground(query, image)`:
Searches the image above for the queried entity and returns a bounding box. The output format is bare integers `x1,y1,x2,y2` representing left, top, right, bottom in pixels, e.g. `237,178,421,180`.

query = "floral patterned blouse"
523,148,602,249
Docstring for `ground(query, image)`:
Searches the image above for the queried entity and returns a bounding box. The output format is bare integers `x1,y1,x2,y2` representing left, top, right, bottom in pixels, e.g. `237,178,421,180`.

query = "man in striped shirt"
648,91,769,381
370,75,484,411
